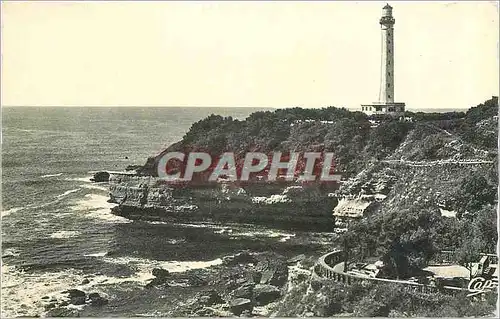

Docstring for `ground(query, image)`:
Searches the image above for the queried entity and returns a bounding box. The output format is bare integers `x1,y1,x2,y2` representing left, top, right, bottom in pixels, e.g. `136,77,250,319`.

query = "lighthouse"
362,3,405,116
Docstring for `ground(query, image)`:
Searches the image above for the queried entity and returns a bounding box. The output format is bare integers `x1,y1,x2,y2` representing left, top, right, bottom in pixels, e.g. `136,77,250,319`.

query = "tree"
343,205,442,279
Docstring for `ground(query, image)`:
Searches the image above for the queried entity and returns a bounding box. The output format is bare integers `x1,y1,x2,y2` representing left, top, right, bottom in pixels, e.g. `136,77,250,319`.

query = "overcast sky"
1,1,498,109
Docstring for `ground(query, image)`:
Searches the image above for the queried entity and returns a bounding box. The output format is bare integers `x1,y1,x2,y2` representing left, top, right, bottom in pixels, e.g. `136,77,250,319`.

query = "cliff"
109,173,339,231
108,97,498,232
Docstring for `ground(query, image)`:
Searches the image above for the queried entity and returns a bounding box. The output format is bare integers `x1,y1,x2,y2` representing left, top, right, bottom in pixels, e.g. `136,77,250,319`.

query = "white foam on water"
0,264,103,318
439,208,457,218
49,231,81,239
64,176,93,183
56,189,81,199
279,234,296,242
81,183,109,192
214,227,233,234
70,194,130,223
84,252,108,257
1,188,84,218
1,206,24,217
165,222,296,242
41,173,64,178
229,230,296,241
102,255,223,282
170,222,218,228
2,247,21,258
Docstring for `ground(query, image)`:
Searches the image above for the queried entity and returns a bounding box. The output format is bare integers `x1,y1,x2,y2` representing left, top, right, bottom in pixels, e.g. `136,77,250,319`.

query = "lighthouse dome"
382,3,393,17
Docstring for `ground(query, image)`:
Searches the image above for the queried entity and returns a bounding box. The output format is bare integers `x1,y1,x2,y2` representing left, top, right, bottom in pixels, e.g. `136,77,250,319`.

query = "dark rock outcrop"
88,292,108,306
255,256,288,287
69,296,86,305
152,267,170,279
46,307,80,317
90,171,110,182
231,282,255,299
230,298,253,316
287,254,306,265
81,279,90,285
253,284,281,306
145,268,171,288
223,251,257,266
197,290,224,306
125,165,143,171
62,289,86,304
62,289,86,299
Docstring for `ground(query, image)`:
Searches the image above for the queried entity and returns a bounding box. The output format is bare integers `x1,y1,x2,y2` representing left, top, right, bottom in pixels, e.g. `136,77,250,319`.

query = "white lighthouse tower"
362,3,405,116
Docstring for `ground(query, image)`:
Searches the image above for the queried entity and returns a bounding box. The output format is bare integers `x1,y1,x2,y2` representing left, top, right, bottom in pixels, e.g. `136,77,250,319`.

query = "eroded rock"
46,307,80,317
232,282,255,300
88,292,108,306
253,284,281,306
256,257,288,287
91,171,110,182
230,298,253,316
223,251,257,266
152,268,170,279
61,289,86,299
197,290,224,306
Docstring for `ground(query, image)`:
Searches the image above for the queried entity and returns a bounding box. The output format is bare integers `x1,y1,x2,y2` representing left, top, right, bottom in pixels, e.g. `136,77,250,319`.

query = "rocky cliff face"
108,173,339,230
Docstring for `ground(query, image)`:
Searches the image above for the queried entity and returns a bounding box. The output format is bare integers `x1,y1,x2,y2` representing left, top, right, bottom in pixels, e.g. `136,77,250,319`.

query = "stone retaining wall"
314,250,467,295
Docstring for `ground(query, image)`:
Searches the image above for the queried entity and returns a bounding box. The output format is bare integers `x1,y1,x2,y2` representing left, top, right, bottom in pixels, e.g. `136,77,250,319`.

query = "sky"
1,1,498,109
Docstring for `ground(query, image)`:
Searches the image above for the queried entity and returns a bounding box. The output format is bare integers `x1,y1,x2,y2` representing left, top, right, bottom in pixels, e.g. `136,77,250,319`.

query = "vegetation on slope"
275,277,497,317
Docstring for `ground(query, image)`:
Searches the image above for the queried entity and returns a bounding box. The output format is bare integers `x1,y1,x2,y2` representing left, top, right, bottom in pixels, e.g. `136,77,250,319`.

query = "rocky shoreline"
40,251,317,317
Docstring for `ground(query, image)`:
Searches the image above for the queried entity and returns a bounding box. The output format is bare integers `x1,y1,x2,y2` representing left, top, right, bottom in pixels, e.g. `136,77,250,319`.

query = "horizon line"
0,105,479,110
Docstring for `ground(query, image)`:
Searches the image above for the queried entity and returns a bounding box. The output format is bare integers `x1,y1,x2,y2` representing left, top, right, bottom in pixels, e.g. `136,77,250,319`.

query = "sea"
1,107,342,317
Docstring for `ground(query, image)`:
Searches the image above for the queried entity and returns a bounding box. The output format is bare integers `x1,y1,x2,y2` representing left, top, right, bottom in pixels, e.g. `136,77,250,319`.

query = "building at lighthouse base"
361,102,405,117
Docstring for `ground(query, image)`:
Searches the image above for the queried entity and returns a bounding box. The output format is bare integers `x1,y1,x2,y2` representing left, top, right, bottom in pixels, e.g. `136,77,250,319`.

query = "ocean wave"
228,230,296,241
2,248,21,258
49,231,81,239
64,176,93,183
56,189,81,199
0,265,108,318
165,222,296,242
1,206,24,217
102,255,223,282
84,252,108,257
70,194,129,223
2,254,224,317
1,188,82,218
80,184,108,192
41,173,63,178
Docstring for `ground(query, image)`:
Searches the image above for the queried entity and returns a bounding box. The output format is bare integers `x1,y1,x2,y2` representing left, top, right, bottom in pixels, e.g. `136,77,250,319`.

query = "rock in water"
145,267,171,288
46,307,80,317
90,171,110,182
232,282,255,299
61,289,85,299
44,302,57,311
253,284,281,306
152,268,170,279
198,290,224,306
229,298,253,316
69,296,86,305
223,251,257,266
125,164,142,171
88,292,108,306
